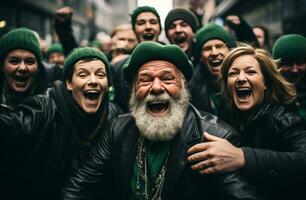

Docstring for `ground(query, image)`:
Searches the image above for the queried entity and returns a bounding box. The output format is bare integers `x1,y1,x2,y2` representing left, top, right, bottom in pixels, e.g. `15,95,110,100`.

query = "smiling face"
134,12,161,42
227,55,266,111
3,49,38,93
279,61,306,85
130,60,189,141
48,52,65,66
167,19,195,52
201,39,229,77
66,59,108,114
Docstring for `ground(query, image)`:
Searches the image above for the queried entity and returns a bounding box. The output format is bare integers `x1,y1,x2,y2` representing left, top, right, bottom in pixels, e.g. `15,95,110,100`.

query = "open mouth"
236,87,252,100
143,33,155,40
208,59,222,68
147,100,169,114
83,90,101,102
174,36,187,44
14,75,30,83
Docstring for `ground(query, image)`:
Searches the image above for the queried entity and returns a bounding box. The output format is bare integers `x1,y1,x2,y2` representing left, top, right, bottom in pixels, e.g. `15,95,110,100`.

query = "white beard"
129,85,190,142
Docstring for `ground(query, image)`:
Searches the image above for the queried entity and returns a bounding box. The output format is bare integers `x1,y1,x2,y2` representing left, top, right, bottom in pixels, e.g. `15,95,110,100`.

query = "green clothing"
129,139,172,200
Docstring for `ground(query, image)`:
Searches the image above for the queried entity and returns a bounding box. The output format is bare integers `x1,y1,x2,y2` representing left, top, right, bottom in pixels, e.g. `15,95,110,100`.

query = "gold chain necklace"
135,137,169,200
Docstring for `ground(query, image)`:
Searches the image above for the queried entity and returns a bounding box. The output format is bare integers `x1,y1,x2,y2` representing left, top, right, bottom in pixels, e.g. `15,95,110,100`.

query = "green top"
129,139,172,200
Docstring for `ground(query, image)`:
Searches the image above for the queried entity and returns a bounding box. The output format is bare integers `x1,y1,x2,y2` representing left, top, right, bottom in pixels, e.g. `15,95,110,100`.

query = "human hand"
225,15,241,25
187,132,245,174
55,6,73,22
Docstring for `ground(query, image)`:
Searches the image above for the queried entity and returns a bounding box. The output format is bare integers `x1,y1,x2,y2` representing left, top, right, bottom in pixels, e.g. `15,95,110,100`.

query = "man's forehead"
171,19,188,25
136,12,158,21
203,39,226,47
138,60,178,72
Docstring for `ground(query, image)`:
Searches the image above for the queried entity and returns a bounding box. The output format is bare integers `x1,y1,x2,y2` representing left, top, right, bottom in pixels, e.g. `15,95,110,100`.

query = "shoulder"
188,104,238,140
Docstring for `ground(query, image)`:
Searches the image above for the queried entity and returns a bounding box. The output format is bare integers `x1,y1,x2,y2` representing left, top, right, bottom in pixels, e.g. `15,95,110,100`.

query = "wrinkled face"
3,49,38,93
167,19,195,52
253,27,265,48
48,52,65,66
134,60,183,116
114,29,138,50
66,59,108,114
227,55,266,111
201,39,229,76
279,61,306,85
134,12,161,42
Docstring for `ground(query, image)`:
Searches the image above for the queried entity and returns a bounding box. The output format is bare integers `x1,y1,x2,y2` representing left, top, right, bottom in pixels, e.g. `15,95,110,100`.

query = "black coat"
63,105,262,200
227,100,306,200
0,81,122,200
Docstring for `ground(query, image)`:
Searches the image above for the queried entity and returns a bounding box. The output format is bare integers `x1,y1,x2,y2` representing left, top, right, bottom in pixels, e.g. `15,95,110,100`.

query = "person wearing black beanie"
165,8,199,64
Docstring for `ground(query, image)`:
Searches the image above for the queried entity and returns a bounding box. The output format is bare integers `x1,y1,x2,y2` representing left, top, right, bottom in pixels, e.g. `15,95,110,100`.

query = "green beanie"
47,42,64,59
195,23,234,54
272,34,306,65
130,6,161,31
89,39,103,50
0,27,42,67
123,41,194,83
63,47,110,80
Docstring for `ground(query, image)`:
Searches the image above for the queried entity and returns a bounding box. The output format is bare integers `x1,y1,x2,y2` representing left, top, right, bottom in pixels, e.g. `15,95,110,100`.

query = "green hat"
63,47,110,80
0,27,42,67
130,6,161,31
165,8,199,33
272,34,306,65
195,23,234,54
123,41,194,83
47,42,64,59
89,39,103,50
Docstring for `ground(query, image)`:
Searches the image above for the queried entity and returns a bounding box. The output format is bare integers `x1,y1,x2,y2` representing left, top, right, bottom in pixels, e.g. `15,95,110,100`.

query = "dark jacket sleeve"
226,16,260,47
62,119,114,200
54,16,79,56
242,111,306,180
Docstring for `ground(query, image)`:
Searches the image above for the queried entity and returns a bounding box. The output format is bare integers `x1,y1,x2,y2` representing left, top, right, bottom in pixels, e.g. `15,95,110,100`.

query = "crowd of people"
0,5,305,200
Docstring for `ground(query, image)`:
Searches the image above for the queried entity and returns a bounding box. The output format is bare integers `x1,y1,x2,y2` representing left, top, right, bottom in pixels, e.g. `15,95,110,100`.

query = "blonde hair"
219,43,296,105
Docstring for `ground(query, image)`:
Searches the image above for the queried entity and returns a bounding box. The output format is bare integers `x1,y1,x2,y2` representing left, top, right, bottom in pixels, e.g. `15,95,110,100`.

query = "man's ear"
65,80,72,91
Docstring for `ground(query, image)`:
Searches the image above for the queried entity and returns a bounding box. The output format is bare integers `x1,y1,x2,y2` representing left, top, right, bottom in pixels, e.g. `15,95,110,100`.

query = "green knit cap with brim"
47,42,64,59
123,41,194,83
272,34,306,65
130,6,162,31
63,47,110,81
0,27,42,67
195,23,234,55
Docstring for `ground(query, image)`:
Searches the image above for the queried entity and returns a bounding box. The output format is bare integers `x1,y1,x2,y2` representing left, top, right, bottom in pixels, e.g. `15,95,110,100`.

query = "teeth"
237,87,251,91
151,100,167,104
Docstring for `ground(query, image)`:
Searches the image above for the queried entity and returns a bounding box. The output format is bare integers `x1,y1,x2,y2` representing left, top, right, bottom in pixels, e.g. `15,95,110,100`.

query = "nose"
175,25,182,32
145,21,152,29
211,46,218,55
18,61,27,71
237,73,247,83
150,78,164,95
291,64,299,73
89,74,98,85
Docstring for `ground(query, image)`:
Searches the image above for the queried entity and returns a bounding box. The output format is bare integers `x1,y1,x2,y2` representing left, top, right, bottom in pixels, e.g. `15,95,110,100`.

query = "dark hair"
253,25,271,49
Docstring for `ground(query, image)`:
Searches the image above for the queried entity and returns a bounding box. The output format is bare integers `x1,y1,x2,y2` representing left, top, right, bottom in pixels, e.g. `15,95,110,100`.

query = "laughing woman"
0,47,122,200
188,44,306,200
0,28,61,110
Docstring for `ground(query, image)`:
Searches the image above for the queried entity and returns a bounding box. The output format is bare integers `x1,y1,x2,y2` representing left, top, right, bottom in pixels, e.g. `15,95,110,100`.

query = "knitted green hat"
63,47,110,80
89,39,103,50
123,41,194,83
195,23,234,54
272,34,306,65
47,42,64,59
165,8,199,33
130,6,161,31
0,27,42,67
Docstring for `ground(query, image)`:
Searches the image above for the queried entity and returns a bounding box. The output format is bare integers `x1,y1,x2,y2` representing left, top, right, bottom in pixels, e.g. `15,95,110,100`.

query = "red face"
3,49,38,93
134,60,183,117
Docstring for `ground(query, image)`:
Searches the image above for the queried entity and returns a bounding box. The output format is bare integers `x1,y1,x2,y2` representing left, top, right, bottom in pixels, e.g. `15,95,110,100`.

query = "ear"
65,80,72,91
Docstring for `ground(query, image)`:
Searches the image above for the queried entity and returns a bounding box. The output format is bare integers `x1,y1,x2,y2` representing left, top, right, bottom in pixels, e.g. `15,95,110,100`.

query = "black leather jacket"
63,105,262,200
227,100,306,200
0,82,122,200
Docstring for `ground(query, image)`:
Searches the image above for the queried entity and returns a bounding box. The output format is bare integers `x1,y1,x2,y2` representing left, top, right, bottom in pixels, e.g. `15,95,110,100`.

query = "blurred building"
210,0,306,41
0,0,137,43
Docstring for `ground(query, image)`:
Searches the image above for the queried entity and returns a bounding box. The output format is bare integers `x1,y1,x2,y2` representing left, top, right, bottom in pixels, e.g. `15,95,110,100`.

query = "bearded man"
62,42,261,200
